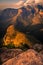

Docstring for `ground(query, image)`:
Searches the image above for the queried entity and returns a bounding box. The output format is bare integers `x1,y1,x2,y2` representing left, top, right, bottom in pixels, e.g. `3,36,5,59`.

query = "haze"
0,0,43,9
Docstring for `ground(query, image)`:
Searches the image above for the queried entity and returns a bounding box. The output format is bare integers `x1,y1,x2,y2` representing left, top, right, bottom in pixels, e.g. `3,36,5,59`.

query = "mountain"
0,4,43,21
0,2,43,65
0,8,18,20
0,4,43,44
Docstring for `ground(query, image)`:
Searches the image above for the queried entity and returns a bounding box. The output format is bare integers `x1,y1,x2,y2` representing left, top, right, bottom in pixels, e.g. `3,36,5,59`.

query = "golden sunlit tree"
3,25,32,48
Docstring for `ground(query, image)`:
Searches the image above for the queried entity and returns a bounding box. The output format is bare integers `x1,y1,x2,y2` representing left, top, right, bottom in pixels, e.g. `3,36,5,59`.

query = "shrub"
6,43,15,49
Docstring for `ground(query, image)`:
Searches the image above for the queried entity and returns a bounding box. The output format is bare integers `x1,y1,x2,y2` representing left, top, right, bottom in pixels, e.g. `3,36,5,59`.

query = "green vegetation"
6,43,15,49
3,42,30,51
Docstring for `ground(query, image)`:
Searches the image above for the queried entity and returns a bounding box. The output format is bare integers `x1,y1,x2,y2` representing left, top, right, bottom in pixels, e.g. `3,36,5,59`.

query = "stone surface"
0,49,22,63
2,49,43,65
33,44,43,52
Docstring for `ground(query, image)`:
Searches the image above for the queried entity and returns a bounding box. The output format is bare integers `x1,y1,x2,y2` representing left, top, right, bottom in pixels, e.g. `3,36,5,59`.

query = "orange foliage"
3,25,32,47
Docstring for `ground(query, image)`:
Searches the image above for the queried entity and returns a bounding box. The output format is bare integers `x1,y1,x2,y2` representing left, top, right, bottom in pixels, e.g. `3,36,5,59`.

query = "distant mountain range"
0,4,43,19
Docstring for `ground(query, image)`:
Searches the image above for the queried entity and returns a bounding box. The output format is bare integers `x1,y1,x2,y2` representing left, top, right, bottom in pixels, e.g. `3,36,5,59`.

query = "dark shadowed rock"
0,49,22,63
39,50,43,62
33,44,43,52
2,49,43,65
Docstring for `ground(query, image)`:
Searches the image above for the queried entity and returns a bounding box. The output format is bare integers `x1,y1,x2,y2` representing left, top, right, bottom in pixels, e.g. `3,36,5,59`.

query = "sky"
0,0,43,9
0,0,25,9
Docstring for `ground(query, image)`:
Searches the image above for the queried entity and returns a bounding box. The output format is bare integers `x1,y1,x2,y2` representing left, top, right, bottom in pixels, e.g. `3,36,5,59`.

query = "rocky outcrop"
2,49,43,65
0,49,22,63
33,44,43,52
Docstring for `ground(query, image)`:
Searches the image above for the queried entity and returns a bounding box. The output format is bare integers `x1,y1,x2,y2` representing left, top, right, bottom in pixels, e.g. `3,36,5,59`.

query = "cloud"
15,0,24,5
0,0,24,9
14,0,24,8
24,0,35,6
0,0,43,9
35,0,43,3
24,0,43,6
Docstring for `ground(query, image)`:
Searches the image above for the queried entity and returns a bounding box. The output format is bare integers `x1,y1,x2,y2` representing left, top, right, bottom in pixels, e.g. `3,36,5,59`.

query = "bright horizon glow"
0,0,25,10
0,0,43,10
0,1,24,10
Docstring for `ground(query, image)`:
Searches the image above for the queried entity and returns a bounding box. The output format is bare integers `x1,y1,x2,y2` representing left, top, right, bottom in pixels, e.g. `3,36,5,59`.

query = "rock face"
2,49,43,65
0,49,22,63
33,44,43,52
